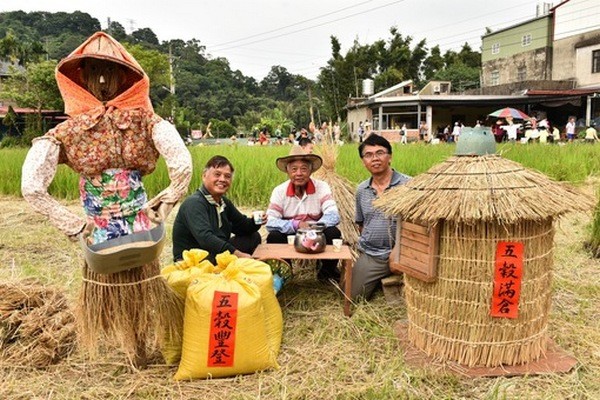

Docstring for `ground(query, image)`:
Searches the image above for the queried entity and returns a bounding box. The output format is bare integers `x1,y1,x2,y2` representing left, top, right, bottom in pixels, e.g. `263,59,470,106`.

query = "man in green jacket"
172,155,265,263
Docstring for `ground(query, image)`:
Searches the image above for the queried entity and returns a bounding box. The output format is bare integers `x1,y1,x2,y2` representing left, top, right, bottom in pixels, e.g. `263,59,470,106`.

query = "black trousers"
230,231,262,255
266,227,342,279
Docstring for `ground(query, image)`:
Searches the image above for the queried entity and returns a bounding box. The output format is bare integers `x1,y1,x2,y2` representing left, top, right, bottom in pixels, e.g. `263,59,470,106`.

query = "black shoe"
317,264,341,283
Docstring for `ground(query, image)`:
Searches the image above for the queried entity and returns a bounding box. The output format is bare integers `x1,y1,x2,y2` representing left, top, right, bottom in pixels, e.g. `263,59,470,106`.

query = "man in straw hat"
266,146,342,281
353,134,411,300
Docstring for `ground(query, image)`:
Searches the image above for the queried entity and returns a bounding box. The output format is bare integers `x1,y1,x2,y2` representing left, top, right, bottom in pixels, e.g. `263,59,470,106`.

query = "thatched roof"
374,155,595,225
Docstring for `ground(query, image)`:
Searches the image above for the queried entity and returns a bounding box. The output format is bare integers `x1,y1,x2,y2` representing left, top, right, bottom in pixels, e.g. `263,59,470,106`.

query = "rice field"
2,142,599,207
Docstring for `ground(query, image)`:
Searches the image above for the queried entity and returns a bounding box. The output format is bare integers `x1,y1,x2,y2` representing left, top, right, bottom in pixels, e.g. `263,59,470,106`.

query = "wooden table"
252,243,353,316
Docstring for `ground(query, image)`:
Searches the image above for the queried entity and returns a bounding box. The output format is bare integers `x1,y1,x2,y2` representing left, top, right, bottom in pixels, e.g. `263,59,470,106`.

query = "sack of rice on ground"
223,255,283,355
174,264,279,380
161,249,216,364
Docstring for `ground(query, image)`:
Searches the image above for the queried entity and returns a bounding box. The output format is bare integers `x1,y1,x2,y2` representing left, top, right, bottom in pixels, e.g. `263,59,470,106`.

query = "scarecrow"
21,32,192,367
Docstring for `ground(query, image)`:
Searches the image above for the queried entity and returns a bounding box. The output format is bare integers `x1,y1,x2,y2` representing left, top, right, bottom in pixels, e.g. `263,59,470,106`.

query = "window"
522,34,532,47
593,50,600,74
517,66,527,81
491,70,500,86
491,43,500,54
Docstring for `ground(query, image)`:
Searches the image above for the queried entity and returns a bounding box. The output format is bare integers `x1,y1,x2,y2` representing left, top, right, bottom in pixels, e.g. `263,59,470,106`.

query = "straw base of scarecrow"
77,260,183,368
394,321,577,377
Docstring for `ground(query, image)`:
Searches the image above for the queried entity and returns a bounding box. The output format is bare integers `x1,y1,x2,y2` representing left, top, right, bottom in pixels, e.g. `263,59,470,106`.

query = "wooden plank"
401,238,430,254
252,243,352,260
428,223,441,278
401,229,430,245
397,253,428,270
400,246,429,265
402,221,428,235
390,261,437,283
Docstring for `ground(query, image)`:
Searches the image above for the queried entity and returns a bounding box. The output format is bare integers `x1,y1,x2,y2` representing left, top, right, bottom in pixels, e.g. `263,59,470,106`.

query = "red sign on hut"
491,242,523,319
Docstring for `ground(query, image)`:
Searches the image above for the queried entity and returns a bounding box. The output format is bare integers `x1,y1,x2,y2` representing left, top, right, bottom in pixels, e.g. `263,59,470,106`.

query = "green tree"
124,43,170,98
106,21,127,41
131,28,159,46
0,60,63,141
422,45,445,81
433,61,480,93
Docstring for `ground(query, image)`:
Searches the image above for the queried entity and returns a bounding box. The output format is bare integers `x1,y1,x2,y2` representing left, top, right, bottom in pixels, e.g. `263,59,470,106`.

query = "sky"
2,0,552,81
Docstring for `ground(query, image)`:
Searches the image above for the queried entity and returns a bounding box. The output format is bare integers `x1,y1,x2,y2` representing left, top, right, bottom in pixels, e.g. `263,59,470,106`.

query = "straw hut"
374,130,594,367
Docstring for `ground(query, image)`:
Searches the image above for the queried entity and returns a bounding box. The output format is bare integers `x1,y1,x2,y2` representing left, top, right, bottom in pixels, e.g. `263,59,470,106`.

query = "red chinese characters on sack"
208,291,238,367
490,242,524,319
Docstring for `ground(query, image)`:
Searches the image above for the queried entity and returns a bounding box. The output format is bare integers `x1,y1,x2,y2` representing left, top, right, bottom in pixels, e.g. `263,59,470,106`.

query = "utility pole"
354,67,359,97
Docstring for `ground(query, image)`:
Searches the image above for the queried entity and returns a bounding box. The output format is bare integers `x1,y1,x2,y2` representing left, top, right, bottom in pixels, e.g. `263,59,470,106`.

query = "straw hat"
276,145,322,173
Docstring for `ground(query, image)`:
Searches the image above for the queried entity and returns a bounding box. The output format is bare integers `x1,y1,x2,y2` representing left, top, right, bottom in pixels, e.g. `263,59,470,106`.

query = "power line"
209,0,410,52
208,0,375,49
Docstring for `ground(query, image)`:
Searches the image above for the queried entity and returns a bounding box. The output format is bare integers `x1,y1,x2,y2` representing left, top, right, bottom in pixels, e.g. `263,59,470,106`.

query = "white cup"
287,235,295,245
332,239,343,252
252,210,264,224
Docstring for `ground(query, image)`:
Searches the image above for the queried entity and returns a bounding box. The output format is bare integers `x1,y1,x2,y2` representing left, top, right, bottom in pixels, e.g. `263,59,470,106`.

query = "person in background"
357,121,365,143
172,155,265,263
352,134,411,300
400,123,408,145
451,122,461,142
298,137,314,153
551,122,560,143
258,127,269,146
418,121,428,141
585,123,599,143
333,122,342,143
565,116,576,142
266,146,342,282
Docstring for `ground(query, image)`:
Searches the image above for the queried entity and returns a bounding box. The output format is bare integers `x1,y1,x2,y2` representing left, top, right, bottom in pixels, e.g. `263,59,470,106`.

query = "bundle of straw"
313,131,360,259
0,279,76,367
78,260,183,368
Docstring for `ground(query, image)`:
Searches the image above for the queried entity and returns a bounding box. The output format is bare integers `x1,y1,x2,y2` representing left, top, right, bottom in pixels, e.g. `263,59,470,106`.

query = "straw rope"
440,227,554,241
81,274,163,287
408,319,547,346
438,246,553,263
404,219,553,367
435,268,551,287
406,307,548,329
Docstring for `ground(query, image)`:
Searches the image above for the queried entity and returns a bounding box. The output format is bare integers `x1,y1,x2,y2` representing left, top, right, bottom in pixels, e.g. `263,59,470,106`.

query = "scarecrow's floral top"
21,111,192,237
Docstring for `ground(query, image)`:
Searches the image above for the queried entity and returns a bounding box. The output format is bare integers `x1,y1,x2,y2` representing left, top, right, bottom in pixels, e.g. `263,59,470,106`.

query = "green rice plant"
2,142,599,205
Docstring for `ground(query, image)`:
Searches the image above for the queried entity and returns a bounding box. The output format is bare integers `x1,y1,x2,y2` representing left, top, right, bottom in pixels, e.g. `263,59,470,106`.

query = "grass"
2,142,599,207
1,183,599,399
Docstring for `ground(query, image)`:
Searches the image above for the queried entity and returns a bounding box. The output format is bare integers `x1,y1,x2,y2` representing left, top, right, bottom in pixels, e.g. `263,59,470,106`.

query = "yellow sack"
228,257,283,355
174,264,278,380
161,249,216,365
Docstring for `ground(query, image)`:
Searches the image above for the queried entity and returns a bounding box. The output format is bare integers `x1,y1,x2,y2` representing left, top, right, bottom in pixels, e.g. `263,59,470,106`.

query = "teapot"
294,222,326,254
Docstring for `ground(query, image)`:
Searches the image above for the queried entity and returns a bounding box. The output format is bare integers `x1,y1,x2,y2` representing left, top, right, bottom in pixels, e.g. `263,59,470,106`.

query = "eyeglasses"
361,150,389,160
